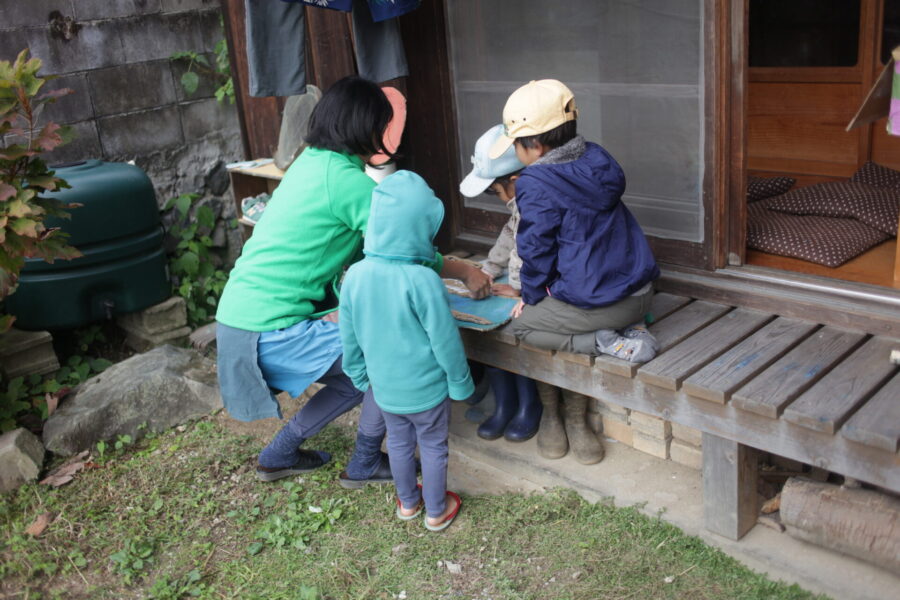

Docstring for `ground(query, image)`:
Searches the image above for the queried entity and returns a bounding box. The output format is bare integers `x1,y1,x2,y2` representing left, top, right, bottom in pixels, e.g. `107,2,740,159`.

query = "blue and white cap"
459,124,526,198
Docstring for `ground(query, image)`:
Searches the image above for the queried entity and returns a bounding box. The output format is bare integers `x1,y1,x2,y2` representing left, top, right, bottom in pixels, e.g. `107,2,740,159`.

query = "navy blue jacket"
516,141,660,308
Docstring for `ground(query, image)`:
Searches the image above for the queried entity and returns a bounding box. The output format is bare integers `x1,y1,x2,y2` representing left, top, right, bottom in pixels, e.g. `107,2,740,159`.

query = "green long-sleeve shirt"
217,148,441,332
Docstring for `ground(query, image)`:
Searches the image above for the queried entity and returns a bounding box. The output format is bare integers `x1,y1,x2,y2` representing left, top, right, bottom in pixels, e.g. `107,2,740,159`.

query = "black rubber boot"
535,382,568,459
477,367,518,440
504,375,542,442
561,389,605,465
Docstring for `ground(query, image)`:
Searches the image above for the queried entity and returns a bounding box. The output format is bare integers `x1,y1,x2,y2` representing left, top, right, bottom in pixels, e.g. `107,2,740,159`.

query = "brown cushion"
747,176,796,202
747,201,889,267
766,181,899,236
850,161,900,189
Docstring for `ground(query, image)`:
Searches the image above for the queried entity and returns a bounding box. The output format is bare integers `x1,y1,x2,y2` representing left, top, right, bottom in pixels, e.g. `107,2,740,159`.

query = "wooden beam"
220,0,285,160
461,330,900,492
702,433,758,540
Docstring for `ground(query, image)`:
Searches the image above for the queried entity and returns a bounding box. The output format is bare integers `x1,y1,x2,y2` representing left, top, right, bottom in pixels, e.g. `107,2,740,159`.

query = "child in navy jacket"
489,79,660,362
488,79,661,464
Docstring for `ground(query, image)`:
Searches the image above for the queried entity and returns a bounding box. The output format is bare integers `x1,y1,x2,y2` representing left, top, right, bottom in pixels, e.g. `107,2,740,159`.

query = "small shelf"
228,160,284,238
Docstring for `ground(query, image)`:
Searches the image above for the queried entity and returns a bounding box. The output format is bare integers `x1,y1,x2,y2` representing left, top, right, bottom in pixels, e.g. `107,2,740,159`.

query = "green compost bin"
5,160,170,330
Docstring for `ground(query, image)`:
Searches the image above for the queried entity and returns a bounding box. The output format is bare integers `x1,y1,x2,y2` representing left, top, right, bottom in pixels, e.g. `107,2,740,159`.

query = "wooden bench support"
702,433,759,540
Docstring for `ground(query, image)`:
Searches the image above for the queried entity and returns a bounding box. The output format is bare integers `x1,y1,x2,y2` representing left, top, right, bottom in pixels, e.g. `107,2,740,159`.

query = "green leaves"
109,538,155,584
180,71,199,96
164,193,229,327
0,48,78,327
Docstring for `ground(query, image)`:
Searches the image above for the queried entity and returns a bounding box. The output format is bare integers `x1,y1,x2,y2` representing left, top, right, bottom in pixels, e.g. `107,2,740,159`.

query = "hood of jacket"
364,169,444,262
526,135,626,212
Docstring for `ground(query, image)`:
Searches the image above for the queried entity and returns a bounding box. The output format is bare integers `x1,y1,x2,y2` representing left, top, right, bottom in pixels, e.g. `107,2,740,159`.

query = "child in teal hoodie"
340,170,473,531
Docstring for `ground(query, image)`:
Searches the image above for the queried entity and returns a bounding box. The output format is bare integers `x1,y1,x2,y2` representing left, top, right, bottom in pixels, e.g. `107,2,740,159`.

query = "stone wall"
0,0,243,205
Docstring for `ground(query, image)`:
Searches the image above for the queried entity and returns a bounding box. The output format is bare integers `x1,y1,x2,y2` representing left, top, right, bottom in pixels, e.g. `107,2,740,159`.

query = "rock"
0,329,60,379
42,345,221,456
0,428,45,493
117,296,187,336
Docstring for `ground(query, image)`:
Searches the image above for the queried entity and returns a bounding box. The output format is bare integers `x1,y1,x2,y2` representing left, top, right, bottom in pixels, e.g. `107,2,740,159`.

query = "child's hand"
511,300,525,318
462,265,492,299
320,310,339,323
491,283,520,298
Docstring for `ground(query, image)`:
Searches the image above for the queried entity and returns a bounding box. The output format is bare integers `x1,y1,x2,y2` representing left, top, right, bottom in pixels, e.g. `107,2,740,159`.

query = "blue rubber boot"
339,433,393,489
503,375,543,442
477,367,518,440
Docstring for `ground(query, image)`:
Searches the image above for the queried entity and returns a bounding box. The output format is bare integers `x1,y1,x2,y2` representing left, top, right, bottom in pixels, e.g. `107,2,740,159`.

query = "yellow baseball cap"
488,79,578,159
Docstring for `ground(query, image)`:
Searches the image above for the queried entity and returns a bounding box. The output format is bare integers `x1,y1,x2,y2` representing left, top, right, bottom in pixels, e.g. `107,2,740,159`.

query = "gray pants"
244,0,408,97
510,288,653,354
382,399,450,518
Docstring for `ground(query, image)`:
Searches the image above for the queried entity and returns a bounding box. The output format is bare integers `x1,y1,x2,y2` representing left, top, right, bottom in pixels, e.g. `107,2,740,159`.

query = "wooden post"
702,432,758,540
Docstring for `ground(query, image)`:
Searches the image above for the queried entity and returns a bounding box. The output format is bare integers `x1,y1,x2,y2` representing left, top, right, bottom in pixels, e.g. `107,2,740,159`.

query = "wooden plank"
650,300,731,352
637,308,772,391
732,327,866,418
558,351,593,367
221,0,285,160
702,433,759,540
594,355,638,379
460,333,900,492
647,292,692,323
398,0,461,251
682,317,818,404
594,299,731,380
783,336,899,434
841,373,900,452
520,342,554,357
658,267,900,340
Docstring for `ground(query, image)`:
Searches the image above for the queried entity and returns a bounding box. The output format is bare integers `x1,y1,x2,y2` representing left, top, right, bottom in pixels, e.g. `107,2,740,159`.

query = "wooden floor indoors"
747,239,899,289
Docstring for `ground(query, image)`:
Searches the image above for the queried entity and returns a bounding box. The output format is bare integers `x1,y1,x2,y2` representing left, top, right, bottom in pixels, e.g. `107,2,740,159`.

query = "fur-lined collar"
532,135,586,166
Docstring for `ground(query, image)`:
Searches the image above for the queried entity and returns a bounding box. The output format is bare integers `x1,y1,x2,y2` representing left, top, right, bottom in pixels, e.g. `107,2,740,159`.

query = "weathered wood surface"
594,297,730,379
461,329,900,493
732,326,866,418
682,317,818,404
648,292,692,322
702,433,758,540
637,308,771,391
782,336,899,434
651,300,731,353
780,478,900,573
840,372,900,452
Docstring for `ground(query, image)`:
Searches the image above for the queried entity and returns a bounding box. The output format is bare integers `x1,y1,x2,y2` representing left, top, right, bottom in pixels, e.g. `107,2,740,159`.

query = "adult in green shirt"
215,76,490,485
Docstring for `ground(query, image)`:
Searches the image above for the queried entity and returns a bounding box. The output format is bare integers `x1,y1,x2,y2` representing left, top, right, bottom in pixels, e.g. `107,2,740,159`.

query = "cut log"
780,477,900,573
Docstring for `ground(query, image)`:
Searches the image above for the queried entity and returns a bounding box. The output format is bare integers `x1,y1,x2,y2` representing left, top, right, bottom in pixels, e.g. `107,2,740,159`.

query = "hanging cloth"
244,0,415,97
889,47,900,136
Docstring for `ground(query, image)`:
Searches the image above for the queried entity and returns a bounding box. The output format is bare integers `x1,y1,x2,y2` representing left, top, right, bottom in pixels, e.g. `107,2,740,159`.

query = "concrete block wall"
589,397,703,470
0,0,242,205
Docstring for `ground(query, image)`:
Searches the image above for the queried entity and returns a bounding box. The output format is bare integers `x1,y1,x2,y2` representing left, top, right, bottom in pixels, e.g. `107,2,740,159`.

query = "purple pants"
382,398,450,518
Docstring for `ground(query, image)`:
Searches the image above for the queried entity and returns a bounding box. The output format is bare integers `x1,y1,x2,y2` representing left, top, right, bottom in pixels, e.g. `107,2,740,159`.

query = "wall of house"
0,0,243,206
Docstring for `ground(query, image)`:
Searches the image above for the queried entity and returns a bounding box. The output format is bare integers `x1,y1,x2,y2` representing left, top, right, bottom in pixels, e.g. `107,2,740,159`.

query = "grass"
0,417,826,600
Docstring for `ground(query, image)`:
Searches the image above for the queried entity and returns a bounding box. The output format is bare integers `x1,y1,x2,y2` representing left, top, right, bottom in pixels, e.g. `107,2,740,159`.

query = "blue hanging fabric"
366,0,421,22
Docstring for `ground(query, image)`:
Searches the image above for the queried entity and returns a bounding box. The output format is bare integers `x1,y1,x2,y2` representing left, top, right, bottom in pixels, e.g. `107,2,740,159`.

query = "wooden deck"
460,291,900,540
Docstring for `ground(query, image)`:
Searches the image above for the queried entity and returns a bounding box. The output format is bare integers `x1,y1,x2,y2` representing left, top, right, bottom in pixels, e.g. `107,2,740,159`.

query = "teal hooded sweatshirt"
339,170,474,414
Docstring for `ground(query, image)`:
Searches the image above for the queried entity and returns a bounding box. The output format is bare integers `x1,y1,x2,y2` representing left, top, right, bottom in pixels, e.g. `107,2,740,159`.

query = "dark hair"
483,170,523,195
306,76,394,159
515,120,577,151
